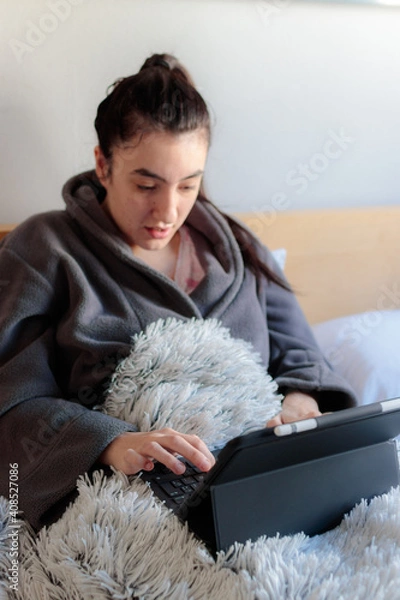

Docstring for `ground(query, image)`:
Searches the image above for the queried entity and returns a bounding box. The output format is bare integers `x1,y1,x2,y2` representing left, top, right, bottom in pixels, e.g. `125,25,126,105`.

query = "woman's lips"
145,226,172,240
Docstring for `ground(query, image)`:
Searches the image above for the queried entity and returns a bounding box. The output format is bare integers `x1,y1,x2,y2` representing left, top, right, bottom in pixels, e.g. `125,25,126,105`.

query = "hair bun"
139,53,194,86
140,54,175,72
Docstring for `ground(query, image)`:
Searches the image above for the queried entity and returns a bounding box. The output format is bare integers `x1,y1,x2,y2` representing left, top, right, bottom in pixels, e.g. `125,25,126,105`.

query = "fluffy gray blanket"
1,319,400,600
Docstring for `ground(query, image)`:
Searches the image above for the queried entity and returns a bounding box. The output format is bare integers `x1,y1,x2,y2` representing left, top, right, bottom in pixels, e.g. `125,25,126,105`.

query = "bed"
1,206,400,599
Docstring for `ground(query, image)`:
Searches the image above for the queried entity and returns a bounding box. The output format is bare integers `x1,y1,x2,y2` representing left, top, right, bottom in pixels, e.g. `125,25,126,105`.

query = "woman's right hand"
99,428,215,476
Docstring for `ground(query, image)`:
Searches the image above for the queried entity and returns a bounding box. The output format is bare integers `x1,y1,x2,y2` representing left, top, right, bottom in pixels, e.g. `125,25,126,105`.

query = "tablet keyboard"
141,460,206,509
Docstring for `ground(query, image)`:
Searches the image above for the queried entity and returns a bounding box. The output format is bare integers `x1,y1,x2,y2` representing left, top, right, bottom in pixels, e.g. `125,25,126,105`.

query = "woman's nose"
152,190,178,224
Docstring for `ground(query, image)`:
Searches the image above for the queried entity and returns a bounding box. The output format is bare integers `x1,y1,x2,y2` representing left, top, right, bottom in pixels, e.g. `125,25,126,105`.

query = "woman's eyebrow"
131,168,204,182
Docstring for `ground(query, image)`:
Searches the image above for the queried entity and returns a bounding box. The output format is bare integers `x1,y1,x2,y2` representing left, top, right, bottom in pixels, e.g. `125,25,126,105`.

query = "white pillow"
271,248,287,271
312,310,400,406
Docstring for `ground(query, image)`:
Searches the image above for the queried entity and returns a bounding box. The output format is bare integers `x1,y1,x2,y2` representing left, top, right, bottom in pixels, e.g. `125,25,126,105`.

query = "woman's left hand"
266,391,322,427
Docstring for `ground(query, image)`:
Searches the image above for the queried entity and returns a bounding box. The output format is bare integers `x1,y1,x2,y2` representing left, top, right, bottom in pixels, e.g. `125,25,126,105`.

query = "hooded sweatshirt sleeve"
257,245,357,411
0,226,136,530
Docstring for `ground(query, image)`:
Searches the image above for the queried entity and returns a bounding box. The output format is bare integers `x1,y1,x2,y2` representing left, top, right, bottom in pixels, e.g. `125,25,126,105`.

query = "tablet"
179,397,400,551
142,398,400,552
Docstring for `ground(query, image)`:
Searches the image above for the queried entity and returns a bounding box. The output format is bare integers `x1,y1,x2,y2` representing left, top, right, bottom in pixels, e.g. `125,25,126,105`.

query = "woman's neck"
132,231,181,279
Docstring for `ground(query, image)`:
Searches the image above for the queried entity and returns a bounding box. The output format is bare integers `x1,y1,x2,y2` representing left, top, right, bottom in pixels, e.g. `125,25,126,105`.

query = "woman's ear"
94,146,110,183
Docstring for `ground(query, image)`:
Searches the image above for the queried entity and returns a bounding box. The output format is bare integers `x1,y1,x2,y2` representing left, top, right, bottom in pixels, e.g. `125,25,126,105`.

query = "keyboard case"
180,407,400,554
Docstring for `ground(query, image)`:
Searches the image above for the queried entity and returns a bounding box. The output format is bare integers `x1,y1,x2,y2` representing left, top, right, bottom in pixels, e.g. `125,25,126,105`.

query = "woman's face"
95,130,208,255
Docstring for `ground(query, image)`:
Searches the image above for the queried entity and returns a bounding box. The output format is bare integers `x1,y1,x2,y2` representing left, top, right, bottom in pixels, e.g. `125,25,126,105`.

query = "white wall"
1,0,400,223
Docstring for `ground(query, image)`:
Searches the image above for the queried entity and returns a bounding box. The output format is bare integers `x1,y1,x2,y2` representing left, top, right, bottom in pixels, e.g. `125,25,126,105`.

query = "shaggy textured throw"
1,318,400,600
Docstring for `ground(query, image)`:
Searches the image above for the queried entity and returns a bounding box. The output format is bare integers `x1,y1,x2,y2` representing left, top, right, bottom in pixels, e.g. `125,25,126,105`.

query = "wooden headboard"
2,206,400,324
237,206,400,324
0,225,14,241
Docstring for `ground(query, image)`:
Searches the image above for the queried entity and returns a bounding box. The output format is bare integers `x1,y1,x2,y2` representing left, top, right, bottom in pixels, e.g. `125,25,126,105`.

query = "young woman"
0,54,356,530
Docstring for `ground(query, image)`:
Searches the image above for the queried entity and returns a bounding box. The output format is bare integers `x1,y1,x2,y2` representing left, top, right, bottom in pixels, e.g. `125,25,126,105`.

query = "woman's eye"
137,185,155,191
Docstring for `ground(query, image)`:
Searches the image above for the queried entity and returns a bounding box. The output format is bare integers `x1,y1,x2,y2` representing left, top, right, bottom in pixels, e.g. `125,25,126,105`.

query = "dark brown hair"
94,53,290,290
94,53,210,161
